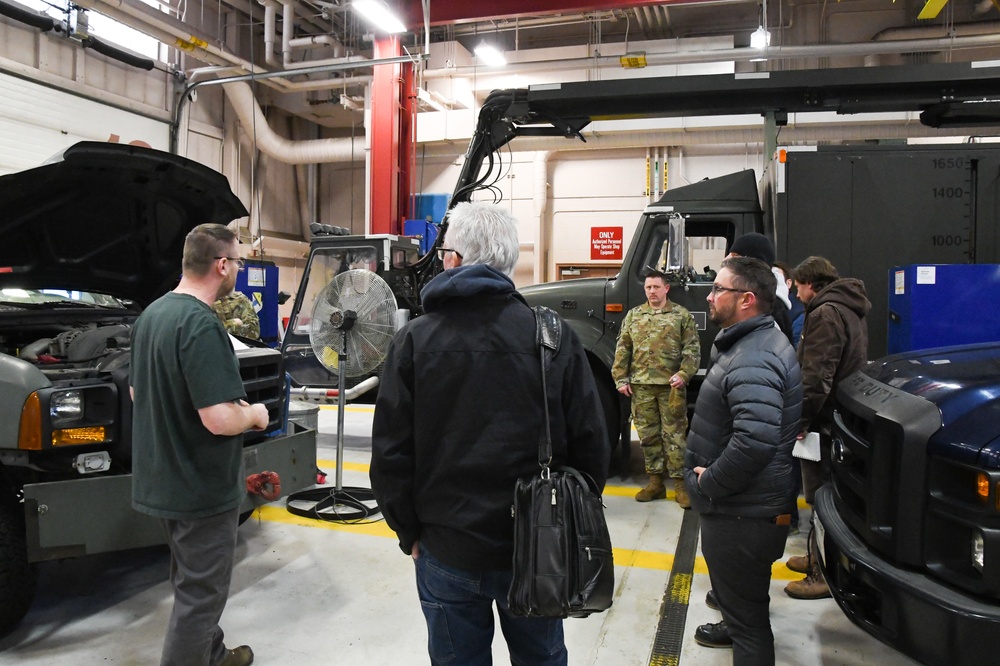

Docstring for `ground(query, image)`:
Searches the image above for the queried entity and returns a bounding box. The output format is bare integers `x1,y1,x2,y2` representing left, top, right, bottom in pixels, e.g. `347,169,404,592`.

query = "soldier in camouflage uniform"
612,271,701,506
212,289,260,340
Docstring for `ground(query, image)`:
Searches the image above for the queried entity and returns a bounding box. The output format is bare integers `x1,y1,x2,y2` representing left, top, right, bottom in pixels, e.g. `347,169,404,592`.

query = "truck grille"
830,374,942,567
236,347,286,442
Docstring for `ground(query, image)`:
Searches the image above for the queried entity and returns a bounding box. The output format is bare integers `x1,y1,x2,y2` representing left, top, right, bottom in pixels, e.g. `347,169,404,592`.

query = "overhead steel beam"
398,0,713,27
519,61,1000,125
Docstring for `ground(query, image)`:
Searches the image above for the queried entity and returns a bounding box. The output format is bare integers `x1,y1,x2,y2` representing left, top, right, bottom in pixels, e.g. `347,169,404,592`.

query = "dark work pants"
159,505,240,666
700,513,789,666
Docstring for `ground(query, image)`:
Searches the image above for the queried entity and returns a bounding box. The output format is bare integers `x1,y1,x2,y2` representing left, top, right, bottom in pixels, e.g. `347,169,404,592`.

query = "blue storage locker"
887,264,1000,354
403,219,439,254
236,259,279,344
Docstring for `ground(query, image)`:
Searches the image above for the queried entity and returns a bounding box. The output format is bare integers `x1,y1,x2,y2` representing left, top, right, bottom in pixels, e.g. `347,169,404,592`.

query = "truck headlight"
973,531,985,572
50,390,84,425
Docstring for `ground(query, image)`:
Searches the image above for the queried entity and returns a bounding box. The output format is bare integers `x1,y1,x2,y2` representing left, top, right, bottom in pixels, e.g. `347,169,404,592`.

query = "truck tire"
591,365,627,476
0,498,38,637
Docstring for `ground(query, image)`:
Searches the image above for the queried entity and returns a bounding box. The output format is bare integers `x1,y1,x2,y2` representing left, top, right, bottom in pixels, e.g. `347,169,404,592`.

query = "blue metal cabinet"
887,264,1000,354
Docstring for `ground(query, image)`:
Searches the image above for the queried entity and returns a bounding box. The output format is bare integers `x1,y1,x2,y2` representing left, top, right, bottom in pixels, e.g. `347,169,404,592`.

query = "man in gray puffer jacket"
684,256,803,666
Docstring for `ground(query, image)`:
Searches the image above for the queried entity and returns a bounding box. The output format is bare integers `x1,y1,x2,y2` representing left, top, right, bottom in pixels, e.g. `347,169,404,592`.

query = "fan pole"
336,329,347,492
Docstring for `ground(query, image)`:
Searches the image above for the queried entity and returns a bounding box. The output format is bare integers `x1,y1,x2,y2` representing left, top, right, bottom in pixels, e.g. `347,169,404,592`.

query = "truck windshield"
639,217,731,283
291,246,379,335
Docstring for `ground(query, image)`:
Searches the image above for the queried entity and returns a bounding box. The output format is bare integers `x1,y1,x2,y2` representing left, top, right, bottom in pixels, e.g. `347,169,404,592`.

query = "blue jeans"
413,544,568,666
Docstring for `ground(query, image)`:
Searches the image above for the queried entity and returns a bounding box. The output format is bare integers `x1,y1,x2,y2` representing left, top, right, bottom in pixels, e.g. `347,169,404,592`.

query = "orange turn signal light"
52,427,107,446
976,472,990,504
18,392,42,451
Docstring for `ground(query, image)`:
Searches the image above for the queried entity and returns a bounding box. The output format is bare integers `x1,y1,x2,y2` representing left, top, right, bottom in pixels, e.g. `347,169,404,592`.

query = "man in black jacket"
684,257,803,666
370,201,609,666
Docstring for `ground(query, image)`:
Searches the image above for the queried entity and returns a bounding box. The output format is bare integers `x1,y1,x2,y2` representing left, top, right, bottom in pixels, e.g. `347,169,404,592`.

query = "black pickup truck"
816,343,1000,665
0,142,316,636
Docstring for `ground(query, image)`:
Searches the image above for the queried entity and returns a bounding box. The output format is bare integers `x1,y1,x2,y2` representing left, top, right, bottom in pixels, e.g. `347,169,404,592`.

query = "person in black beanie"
728,233,794,345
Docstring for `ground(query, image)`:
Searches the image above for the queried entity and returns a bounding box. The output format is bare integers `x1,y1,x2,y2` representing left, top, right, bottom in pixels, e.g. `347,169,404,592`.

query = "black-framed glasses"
710,284,748,296
436,248,462,261
214,256,245,271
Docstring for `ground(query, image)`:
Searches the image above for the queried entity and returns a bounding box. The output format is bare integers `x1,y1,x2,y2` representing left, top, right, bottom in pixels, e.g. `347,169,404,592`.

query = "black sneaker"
705,589,720,610
694,621,733,649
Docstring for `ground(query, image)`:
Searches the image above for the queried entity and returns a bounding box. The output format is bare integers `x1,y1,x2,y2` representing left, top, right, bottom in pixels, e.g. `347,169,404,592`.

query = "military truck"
0,142,317,635
436,65,1000,466
281,63,1000,468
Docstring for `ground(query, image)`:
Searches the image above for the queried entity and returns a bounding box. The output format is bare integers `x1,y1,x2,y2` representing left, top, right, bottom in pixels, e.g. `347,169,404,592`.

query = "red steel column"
370,37,414,235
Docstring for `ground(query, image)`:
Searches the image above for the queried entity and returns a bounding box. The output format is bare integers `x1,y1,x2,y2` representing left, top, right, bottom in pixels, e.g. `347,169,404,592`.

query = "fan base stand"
287,485,379,523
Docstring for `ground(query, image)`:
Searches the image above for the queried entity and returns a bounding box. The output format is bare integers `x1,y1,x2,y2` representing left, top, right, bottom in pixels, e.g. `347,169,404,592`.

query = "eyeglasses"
710,284,748,296
436,248,463,261
214,256,245,271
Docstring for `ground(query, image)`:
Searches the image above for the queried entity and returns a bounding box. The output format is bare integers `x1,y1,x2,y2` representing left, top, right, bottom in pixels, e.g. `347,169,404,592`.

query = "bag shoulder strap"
532,306,562,469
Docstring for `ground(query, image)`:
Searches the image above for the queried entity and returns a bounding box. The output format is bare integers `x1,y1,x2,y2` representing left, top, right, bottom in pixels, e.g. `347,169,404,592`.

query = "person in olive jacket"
684,256,803,666
370,201,609,666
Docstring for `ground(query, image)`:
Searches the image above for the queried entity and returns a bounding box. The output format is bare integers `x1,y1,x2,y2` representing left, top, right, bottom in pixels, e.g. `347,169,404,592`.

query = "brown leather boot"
673,478,691,509
786,555,810,574
784,559,831,599
635,474,666,502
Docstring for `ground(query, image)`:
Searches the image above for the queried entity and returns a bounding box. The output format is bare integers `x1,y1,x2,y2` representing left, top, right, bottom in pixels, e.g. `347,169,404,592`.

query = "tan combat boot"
673,478,691,509
635,474,666,502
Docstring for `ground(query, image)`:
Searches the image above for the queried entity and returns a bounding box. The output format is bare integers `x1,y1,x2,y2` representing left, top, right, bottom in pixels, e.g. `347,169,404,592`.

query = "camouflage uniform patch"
611,300,701,477
212,291,260,339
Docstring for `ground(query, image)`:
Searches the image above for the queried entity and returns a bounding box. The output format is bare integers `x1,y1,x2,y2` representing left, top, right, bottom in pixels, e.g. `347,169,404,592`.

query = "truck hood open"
0,141,248,306
863,343,1000,457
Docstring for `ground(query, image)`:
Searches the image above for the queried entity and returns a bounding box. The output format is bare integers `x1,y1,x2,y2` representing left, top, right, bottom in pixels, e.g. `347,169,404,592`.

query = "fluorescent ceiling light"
474,43,506,68
353,0,406,34
750,26,771,49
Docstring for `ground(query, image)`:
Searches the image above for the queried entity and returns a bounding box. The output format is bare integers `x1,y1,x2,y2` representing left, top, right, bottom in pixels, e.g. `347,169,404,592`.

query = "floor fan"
297,268,397,521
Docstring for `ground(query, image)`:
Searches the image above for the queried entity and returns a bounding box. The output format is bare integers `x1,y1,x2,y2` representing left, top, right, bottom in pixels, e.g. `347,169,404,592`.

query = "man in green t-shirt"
130,223,269,666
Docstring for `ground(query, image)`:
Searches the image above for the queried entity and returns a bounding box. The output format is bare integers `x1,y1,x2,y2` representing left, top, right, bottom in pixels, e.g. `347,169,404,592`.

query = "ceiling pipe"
873,21,1000,41
262,0,280,68
421,32,1000,78
172,55,416,152
83,0,384,95
77,0,295,92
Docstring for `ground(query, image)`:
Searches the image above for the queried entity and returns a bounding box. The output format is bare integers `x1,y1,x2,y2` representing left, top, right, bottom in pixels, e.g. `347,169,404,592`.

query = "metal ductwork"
221,81,365,164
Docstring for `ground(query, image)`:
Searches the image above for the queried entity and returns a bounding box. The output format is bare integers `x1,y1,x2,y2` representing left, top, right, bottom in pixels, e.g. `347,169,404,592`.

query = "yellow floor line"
260,489,803,580
321,460,811,514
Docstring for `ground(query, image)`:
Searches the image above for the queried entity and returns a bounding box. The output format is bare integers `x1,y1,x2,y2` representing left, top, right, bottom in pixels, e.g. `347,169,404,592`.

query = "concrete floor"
0,404,920,665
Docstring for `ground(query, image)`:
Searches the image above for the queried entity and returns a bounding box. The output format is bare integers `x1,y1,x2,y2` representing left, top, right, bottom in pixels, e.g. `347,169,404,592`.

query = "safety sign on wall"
591,227,623,261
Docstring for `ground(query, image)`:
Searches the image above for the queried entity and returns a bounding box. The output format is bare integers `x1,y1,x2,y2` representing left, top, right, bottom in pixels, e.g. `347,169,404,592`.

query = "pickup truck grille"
830,373,942,567
236,347,286,443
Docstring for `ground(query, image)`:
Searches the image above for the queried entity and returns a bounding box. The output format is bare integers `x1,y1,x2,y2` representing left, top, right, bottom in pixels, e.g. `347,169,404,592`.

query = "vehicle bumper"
22,428,316,562
814,484,1000,665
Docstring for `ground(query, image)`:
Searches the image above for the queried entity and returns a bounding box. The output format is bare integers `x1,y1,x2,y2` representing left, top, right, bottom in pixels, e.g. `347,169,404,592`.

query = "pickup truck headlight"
50,390,84,425
973,530,985,572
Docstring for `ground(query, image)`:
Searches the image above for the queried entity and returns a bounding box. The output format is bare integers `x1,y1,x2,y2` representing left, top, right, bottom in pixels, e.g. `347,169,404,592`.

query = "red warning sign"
591,227,623,261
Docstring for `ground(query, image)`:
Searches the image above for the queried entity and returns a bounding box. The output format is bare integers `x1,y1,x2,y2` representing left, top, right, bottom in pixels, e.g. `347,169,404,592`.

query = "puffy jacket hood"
807,278,871,320
420,264,525,311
